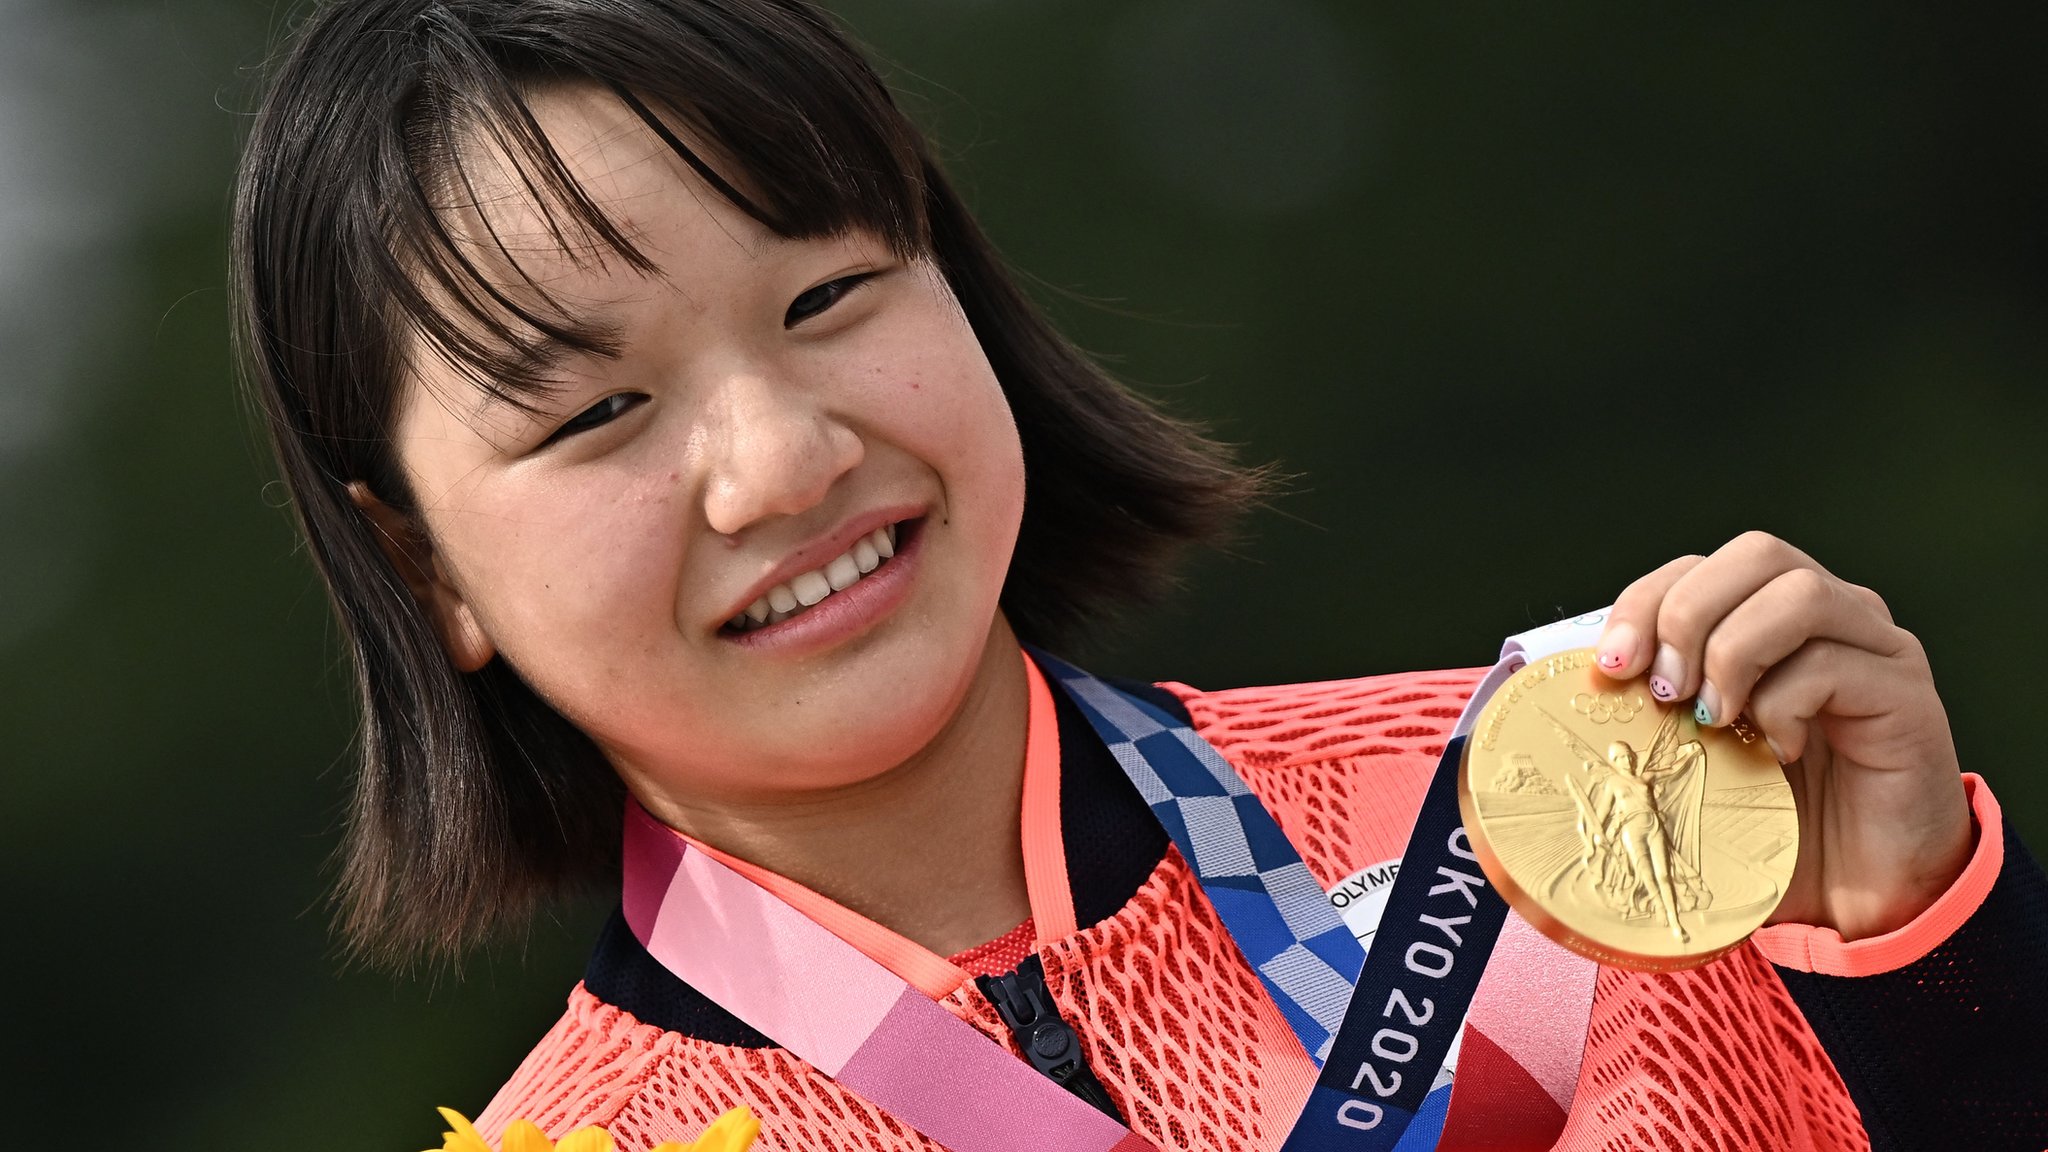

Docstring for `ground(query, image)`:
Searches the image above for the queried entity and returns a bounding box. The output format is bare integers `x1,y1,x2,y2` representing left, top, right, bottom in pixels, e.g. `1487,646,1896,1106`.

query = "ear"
347,481,497,673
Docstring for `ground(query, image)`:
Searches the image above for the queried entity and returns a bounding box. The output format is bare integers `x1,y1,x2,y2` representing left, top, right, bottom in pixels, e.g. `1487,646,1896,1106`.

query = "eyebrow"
500,333,577,385
464,305,629,413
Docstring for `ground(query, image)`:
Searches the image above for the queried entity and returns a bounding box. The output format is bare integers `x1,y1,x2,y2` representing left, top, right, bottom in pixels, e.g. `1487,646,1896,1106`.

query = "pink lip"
723,518,923,654
716,503,925,627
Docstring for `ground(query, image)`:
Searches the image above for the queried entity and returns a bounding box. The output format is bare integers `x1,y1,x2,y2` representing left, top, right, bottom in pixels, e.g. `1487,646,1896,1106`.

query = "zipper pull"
976,955,1125,1122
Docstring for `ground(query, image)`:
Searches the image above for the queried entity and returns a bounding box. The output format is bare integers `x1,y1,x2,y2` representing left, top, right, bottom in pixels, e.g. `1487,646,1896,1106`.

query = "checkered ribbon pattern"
1034,650,1367,1064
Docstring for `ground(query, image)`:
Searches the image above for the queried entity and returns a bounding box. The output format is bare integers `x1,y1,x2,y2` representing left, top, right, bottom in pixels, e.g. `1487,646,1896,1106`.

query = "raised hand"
1592,531,1973,940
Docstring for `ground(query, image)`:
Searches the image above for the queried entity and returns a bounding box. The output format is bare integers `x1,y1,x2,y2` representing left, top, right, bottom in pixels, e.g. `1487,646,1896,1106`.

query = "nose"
699,367,863,537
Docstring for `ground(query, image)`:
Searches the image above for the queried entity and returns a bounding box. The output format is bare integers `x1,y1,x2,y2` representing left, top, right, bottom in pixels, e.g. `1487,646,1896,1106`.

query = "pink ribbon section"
627,805,903,1073
1439,912,1596,1148
622,803,1153,1152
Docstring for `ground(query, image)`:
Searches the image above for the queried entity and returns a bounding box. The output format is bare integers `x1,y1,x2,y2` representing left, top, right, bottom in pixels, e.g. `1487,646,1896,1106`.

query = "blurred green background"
4,0,2043,1146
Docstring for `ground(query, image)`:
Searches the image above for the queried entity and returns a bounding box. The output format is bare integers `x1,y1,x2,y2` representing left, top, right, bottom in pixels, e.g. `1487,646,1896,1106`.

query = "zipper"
976,955,1125,1122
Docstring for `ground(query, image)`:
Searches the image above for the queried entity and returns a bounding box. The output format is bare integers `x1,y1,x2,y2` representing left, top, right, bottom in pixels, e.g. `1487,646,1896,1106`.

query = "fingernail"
1597,623,1638,673
1694,682,1722,726
1765,736,1788,763
1648,644,1683,701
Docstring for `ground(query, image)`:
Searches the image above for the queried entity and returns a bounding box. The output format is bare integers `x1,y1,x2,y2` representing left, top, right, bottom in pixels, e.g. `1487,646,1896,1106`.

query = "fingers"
1595,530,1904,730
1599,531,1819,696
1596,553,1705,678
1746,639,1928,764
1653,533,1828,706
1694,569,1908,730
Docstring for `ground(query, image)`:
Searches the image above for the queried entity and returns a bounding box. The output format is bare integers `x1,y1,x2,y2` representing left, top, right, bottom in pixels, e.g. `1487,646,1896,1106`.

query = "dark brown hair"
233,0,1266,966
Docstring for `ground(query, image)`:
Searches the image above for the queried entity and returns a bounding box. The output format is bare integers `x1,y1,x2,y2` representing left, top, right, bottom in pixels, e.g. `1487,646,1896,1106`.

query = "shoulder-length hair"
233,0,1266,967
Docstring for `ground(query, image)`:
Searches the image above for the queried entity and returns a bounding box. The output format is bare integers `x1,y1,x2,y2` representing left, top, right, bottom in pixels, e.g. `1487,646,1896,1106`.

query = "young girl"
232,2,2046,1149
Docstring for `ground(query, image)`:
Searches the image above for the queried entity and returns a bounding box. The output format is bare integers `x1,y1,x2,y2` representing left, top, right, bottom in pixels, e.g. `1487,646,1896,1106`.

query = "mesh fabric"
1182,673,1866,1152
483,848,1317,1150
948,918,1037,980
482,669,1872,1151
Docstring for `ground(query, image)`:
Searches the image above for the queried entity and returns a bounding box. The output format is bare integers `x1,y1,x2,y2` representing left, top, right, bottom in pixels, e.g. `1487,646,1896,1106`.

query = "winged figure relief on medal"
1474,700,1797,943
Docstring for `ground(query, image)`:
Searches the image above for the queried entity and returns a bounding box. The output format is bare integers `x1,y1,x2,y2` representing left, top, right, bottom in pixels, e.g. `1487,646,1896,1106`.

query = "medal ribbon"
623,801,1158,1152
1032,649,1367,1062
1279,732,1501,1149
625,620,1609,1152
1280,614,1610,1151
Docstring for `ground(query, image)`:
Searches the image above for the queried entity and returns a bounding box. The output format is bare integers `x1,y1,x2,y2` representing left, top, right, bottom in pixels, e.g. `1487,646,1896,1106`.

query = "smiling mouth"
723,520,913,634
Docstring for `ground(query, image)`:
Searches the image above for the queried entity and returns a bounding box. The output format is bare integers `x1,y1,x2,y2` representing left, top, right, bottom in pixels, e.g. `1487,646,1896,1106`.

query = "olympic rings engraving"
1570,691,1645,724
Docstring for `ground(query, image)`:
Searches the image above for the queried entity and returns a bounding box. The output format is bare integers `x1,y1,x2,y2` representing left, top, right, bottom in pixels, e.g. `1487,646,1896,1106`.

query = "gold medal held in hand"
1458,647,1799,971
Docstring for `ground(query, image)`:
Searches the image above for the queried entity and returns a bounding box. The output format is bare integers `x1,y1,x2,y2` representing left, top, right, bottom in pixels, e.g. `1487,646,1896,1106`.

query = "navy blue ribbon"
1039,652,1512,1150
1281,734,1510,1150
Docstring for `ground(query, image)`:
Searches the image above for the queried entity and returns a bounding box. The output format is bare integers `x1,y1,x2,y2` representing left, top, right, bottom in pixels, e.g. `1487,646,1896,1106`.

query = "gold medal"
1458,648,1799,971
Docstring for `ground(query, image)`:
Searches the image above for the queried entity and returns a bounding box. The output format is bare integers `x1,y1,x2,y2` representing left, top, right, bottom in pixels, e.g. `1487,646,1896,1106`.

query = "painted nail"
1596,623,1638,673
1694,682,1722,726
1649,645,1684,701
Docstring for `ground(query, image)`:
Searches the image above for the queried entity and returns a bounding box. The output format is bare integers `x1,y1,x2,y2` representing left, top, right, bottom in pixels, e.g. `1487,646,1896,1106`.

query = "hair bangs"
370,0,933,413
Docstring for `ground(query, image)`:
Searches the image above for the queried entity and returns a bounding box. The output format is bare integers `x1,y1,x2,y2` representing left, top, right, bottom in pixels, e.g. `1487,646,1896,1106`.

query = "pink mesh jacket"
478,667,2033,1151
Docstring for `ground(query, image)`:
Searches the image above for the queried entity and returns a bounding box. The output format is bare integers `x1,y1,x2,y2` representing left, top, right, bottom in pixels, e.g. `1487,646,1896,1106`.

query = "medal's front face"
1459,648,1799,970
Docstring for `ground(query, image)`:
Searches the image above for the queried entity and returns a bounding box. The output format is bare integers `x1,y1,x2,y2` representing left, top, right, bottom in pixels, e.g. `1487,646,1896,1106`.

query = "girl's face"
383,86,1026,808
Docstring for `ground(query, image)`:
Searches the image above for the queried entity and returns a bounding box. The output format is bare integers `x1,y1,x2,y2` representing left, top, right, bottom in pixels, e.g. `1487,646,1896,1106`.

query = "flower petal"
501,1118,555,1152
433,1108,496,1152
691,1107,762,1152
553,1128,617,1152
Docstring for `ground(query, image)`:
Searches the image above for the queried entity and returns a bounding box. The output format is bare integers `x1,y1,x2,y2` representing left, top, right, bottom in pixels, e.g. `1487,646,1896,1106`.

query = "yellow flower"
425,1105,760,1152
666,1107,762,1152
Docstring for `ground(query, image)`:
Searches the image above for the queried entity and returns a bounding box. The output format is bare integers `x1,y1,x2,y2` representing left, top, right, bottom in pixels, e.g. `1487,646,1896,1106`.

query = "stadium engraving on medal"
1459,648,1799,970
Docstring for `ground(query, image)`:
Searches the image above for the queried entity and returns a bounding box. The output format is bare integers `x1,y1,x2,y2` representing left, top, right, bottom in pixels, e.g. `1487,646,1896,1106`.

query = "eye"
785,272,878,327
543,392,647,446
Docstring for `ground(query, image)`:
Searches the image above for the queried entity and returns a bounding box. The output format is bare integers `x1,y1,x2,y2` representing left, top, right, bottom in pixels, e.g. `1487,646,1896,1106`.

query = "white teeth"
730,522,908,632
791,570,832,607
